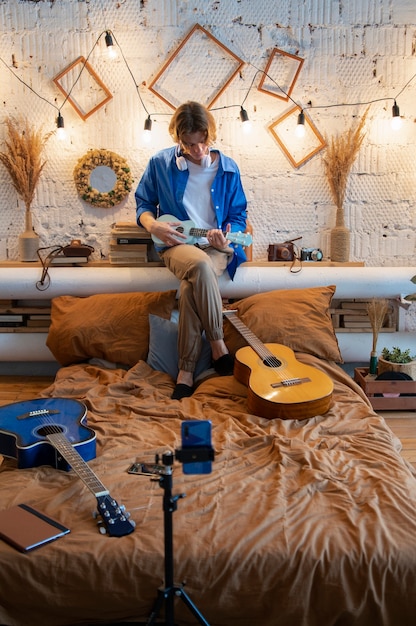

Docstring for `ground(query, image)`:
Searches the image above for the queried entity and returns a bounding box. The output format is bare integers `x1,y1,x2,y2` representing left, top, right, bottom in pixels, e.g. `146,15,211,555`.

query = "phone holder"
175,446,215,465
141,449,212,626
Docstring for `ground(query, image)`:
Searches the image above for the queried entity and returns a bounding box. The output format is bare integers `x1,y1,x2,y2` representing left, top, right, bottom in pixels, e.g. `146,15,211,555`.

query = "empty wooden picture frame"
53,56,113,121
258,48,304,101
268,105,326,168
148,24,245,110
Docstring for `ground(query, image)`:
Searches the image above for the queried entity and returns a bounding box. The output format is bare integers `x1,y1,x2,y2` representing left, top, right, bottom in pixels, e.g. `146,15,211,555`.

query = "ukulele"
151,214,253,247
0,398,135,537
224,311,333,420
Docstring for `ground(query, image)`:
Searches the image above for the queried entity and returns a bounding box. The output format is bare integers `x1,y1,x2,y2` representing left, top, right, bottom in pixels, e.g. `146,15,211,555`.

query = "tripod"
145,451,211,626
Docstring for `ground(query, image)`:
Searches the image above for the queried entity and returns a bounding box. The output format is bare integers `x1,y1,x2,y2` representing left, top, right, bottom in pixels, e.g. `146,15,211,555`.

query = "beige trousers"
160,244,232,373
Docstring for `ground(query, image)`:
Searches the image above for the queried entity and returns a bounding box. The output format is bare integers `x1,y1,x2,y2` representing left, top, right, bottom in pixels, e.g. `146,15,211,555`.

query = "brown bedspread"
1,355,416,626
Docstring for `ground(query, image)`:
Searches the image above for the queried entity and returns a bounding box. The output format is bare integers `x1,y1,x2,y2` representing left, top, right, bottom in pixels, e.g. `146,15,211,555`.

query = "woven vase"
330,206,350,262
18,208,39,262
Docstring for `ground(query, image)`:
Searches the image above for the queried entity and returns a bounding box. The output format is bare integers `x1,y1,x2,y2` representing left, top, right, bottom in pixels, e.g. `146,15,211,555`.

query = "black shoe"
171,383,194,400
213,353,235,376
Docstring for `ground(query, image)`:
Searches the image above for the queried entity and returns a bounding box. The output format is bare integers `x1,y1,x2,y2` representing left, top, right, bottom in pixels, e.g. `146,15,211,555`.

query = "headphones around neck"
175,145,212,171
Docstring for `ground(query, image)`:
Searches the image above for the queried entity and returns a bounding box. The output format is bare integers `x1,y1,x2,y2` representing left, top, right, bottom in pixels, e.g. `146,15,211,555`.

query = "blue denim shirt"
135,146,247,279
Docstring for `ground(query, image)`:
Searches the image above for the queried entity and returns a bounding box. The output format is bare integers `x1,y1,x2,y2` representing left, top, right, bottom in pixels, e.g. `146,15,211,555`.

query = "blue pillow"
146,314,212,380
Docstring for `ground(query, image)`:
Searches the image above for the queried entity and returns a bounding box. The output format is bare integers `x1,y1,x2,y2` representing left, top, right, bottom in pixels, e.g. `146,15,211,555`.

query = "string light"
391,100,402,130
56,112,66,140
105,31,117,59
239,106,252,134
295,110,306,137
142,115,153,143
0,32,414,143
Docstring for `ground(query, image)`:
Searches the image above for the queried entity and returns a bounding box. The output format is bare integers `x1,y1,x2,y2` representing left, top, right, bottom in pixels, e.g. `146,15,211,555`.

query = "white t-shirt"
183,156,219,244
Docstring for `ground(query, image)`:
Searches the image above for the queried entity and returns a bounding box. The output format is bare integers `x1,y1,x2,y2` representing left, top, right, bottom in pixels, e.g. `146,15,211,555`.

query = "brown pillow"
223,285,342,362
46,291,177,366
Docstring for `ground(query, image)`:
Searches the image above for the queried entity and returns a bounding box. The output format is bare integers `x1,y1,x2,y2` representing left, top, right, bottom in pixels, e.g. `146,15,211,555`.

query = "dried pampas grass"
367,298,389,353
0,117,51,210
323,109,368,211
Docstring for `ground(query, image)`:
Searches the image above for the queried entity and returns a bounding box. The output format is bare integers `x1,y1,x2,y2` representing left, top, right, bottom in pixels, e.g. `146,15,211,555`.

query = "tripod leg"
176,587,211,626
145,588,168,626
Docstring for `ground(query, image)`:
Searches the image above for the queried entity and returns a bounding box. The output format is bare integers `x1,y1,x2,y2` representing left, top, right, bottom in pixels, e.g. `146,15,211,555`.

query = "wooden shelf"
330,297,398,334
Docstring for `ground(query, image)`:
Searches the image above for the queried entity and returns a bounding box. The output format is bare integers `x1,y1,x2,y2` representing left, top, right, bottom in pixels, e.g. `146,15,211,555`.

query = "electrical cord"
36,245,65,291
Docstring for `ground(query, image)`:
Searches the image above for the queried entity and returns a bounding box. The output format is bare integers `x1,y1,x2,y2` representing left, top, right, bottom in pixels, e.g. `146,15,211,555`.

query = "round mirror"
73,149,133,208
90,165,117,193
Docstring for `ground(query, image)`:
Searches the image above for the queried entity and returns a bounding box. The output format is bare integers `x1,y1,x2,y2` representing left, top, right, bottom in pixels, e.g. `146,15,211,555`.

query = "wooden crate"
354,367,416,410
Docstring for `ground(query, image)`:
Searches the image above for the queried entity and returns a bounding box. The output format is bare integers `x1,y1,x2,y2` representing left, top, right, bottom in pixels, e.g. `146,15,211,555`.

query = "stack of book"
109,222,160,266
330,298,396,333
0,299,52,331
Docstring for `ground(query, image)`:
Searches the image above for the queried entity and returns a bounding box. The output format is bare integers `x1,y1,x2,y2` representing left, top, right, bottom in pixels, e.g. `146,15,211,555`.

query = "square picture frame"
268,105,326,168
258,48,304,101
148,24,245,110
53,56,113,121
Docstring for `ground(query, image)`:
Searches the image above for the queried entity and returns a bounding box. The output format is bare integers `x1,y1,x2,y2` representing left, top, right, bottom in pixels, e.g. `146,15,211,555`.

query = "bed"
1,285,416,626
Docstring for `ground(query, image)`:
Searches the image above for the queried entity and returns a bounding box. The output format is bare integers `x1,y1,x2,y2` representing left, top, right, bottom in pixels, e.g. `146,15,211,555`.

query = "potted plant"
0,117,51,261
378,346,416,379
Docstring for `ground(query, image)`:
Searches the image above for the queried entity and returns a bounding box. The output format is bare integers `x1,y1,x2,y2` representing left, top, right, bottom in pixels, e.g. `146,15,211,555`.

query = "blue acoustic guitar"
151,214,253,247
0,398,135,537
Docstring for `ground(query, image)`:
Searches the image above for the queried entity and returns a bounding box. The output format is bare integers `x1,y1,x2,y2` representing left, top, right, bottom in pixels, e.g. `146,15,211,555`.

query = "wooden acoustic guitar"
0,398,135,537
224,311,334,420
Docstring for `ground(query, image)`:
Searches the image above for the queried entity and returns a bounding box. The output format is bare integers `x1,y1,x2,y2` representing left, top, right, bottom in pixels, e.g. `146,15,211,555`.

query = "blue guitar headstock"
95,494,135,537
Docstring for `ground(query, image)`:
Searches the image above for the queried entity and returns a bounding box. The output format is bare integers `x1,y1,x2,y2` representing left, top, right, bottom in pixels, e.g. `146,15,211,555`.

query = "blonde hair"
169,101,217,146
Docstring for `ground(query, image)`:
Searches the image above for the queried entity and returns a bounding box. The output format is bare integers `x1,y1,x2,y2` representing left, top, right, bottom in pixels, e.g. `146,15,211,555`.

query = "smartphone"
181,420,212,475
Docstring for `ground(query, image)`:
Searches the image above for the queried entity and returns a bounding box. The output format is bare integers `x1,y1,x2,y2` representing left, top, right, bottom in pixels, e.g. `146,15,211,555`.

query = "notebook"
0,503,70,552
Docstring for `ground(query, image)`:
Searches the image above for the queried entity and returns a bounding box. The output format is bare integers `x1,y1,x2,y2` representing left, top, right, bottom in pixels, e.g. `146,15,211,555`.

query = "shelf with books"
330,298,397,333
0,300,52,333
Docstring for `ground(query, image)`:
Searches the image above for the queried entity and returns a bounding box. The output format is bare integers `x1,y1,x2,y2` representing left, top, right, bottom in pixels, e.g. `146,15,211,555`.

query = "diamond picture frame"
148,24,245,110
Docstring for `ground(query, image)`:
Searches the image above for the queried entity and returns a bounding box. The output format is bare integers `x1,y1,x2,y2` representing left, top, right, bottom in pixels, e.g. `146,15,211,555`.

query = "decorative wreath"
73,148,133,208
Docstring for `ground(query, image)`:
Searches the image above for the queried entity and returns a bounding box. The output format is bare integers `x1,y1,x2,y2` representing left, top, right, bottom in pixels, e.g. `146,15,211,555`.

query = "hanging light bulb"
56,113,66,140
295,110,306,138
391,100,402,130
239,107,252,134
105,31,117,59
142,115,152,144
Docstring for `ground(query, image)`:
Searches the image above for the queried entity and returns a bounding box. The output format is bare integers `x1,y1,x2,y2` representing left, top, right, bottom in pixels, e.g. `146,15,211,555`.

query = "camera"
268,242,295,262
300,247,323,262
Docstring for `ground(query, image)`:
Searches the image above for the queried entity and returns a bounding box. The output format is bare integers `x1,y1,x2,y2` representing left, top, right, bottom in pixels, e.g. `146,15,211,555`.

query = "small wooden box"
354,367,416,410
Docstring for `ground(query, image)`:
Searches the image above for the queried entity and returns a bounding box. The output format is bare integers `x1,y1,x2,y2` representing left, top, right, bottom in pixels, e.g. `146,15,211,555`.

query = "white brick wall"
0,1,415,310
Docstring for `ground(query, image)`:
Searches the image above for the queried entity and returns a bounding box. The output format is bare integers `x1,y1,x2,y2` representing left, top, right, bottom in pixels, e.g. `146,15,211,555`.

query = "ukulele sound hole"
36,425,63,437
263,357,282,368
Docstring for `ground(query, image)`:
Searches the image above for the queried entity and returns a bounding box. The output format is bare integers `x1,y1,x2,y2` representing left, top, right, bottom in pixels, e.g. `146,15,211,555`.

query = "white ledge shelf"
0,262,414,363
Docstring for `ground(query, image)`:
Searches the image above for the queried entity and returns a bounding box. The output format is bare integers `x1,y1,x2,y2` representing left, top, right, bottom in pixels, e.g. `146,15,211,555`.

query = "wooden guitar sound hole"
263,357,282,368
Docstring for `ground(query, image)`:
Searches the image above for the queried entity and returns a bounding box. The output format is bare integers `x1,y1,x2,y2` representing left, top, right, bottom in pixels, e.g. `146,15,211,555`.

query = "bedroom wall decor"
0,0,415,277
73,149,133,208
323,111,368,262
268,105,326,168
147,23,245,110
0,117,51,262
53,56,113,121
257,48,304,101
